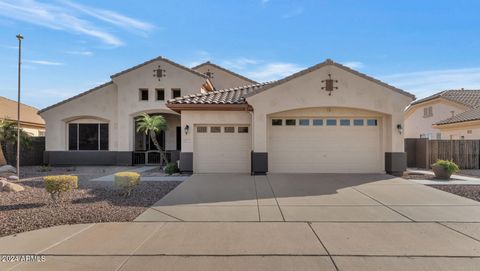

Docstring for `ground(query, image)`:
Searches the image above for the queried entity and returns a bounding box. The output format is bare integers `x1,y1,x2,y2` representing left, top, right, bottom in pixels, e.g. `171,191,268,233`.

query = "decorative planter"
432,165,452,179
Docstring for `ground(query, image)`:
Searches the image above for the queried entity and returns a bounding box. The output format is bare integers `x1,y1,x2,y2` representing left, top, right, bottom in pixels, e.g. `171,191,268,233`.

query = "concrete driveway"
136,173,480,222
3,173,480,270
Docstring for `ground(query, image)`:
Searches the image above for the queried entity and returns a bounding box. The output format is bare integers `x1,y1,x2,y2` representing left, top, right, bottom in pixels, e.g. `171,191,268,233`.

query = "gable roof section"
111,56,207,79
243,59,415,99
435,107,480,126
167,82,272,106
0,96,45,126
411,89,480,108
192,61,257,84
38,81,113,114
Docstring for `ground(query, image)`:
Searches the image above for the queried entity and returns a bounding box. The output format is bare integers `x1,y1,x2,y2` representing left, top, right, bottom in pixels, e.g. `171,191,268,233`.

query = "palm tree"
136,113,168,165
0,119,31,166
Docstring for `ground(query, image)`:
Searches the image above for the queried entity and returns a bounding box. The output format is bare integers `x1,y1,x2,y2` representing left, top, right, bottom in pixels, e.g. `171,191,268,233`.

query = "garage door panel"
194,126,251,173
268,118,381,173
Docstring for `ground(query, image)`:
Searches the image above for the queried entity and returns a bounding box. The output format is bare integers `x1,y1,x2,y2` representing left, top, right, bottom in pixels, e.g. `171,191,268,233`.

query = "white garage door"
194,125,251,173
268,118,381,173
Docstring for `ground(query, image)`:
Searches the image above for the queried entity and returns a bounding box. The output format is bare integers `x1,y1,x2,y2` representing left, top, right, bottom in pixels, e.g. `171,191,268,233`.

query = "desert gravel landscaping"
428,185,480,202
0,166,180,237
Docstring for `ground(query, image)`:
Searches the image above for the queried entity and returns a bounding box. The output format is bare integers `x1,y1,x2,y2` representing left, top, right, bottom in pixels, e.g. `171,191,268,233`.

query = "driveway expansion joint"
307,222,339,271
438,222,480,243
351,186,416,222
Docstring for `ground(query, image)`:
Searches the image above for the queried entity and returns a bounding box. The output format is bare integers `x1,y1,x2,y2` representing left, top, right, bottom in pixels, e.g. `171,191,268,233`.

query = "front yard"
0,166,180,237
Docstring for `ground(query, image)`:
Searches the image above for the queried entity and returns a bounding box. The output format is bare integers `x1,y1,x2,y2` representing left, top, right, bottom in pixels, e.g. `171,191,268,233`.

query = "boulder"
0,165,16,174
0,179,24,192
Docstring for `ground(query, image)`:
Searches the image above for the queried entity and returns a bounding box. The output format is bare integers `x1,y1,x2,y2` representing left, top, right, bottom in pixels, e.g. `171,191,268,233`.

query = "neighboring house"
405,89,480,139
0,96,45,136
39,56,414,175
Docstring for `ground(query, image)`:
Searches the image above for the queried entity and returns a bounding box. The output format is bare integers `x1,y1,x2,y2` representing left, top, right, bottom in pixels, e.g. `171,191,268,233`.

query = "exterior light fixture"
397,124,403,134
184,125,189,135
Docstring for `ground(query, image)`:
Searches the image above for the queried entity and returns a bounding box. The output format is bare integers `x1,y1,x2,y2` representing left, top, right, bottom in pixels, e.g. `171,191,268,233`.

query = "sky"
0,0,480,109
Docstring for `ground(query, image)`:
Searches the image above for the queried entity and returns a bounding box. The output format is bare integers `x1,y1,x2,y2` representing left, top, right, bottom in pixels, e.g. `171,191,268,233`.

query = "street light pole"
16,34,23,178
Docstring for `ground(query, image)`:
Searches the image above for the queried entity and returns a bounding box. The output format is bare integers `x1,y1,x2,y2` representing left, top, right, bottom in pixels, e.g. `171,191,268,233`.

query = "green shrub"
38,165,51,172
164,163,179,175
114,172,140,197
432,160,460,175
44,175,78,201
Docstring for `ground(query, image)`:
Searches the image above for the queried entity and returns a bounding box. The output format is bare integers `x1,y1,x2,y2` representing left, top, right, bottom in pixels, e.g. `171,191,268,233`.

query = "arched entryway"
131,111,181,165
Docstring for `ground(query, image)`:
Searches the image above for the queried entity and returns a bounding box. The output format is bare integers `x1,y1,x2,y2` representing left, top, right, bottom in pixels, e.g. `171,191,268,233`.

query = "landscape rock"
7,175,19,181
0,179,24,192
0,165,16,174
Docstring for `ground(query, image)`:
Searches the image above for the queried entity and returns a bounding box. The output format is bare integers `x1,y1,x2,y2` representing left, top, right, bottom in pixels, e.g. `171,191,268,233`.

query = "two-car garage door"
193,117,382,173
194,125,251,173
268,117,382,173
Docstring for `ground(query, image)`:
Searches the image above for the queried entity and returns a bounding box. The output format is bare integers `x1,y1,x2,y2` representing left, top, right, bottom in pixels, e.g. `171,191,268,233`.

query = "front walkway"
136,173,480,222
90,166,188,182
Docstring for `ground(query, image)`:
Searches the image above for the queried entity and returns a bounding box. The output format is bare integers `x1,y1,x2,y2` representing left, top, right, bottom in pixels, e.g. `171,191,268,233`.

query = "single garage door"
268,117,381,173
194,125,251,173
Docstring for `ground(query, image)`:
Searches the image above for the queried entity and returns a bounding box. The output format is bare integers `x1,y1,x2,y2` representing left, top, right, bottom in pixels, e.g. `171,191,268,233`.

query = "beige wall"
404,98,467,139
435,121,480,139
22,127,45,137
246,64,412,153
40,83,118,151
193,64,255,90
113,59,206,151
180,110,252,153
41,59,205,151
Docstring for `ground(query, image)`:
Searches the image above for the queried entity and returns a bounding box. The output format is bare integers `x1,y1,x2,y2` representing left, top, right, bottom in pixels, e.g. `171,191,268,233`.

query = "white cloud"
61,0,155,33
246,62,305,82
0,0,155,46
66,50,93,56
25,59,63,66
282,7,304,19
221,57,258,70
380,67,480,98
342,61,364,69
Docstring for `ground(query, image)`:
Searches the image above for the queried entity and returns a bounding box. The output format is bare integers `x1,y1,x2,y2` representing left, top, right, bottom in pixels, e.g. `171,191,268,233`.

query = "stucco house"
404,89,480,140
0,96,45,137
39,56,414,175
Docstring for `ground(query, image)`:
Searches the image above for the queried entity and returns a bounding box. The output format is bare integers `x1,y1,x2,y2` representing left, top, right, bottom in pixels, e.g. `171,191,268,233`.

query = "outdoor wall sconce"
397,124,403,134
184,125,190,135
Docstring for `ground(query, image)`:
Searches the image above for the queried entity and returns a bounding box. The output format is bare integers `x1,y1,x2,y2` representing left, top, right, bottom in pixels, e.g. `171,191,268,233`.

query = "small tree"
0,119,31,166
136,113,168,165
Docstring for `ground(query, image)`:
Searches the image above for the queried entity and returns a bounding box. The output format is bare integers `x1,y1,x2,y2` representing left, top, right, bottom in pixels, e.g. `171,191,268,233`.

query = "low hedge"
114,172,141,197
44,175,78,201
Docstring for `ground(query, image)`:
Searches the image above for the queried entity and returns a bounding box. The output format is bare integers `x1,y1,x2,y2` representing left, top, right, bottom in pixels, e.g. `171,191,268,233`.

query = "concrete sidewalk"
90,166,188,182
1,222,480,270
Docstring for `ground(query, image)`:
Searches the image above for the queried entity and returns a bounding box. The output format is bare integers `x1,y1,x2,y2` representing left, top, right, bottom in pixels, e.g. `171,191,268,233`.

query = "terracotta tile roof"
192,61,257,84
0,96,45,126
411,89,480,108
167,82,273,105
436,107,480,125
